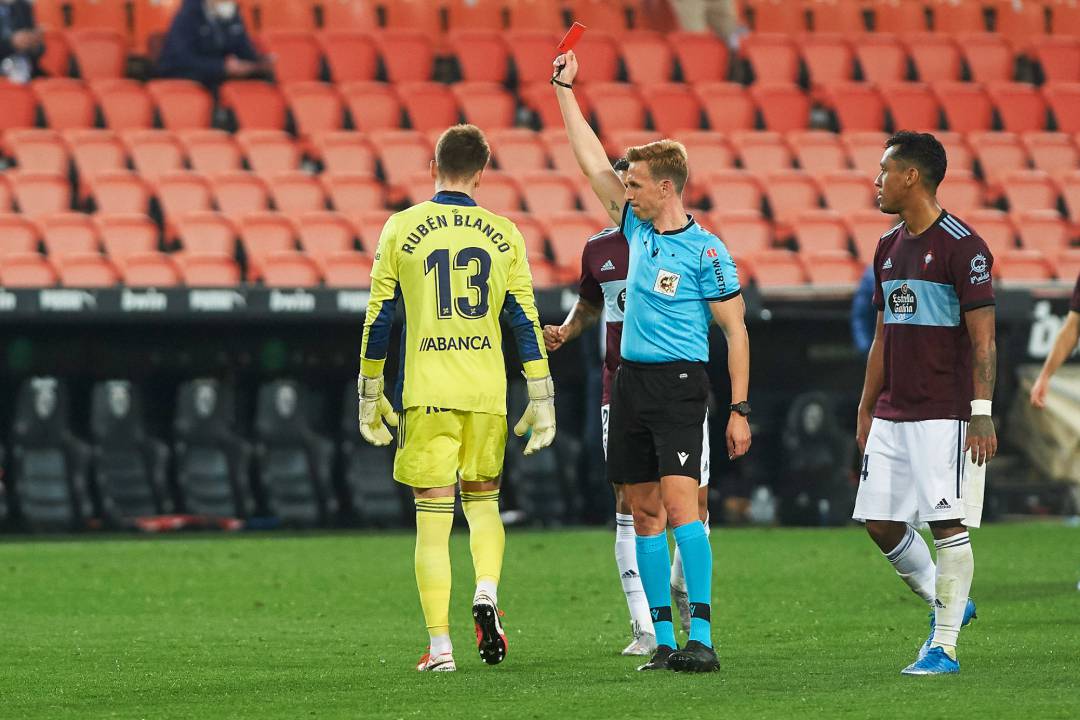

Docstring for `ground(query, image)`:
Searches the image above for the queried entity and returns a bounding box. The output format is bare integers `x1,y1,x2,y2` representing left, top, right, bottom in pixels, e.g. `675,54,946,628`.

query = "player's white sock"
429,633,452,657
615,513,652,631
670,512,709,593
884,525,936,606
473,578,498,606
931,532,973,652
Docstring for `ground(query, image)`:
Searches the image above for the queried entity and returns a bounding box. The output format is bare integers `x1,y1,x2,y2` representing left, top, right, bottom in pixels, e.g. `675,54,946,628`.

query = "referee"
552,50,751,673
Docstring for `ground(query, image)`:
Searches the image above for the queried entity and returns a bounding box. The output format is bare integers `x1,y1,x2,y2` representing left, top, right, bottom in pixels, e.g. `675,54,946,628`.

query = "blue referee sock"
673,521,713,648
635,531,676,650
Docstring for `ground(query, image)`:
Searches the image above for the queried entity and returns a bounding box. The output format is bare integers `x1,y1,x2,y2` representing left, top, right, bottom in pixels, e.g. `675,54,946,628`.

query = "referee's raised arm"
552,50,626,225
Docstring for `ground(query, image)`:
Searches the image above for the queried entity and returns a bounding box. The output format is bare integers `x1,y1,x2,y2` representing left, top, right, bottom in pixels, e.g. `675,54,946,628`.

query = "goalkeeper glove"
513,375,556,456
358,374,398,446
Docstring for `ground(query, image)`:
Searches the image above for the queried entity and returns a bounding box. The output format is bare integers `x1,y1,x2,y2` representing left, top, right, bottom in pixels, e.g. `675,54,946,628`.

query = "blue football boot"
917,597,976,661
902,646,960,675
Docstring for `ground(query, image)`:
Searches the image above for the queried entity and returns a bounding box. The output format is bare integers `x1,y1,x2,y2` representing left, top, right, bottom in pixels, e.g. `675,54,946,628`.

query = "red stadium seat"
1013,209,1070,255
123,129,184,182
178,129,242,175
260,251,322,287
318,31,378,83
985,82,1046,133
504,212,548,260
295,211,359,263
371,129,433,195
321,0,379,30
935,130,975,173
703,170,763,212
382,0,444,37
1057,169,1080,222
748,249,808,287
525,259,567,289
879,82,941,131
56,253,118,288
694,82,756,133
1043,83,1080,134
621,31,675,85
993,0,1047,50
64,128,126,198
811,0,866,33
573,31,621,84
38,29,72,78
40,213,100,258
932,0,987,33
792,209,849,253
133,0,183,55
252,0,318,30
146,80,214,130
968,131,1030,189
212,172,270,216
320,251,374,288
798,35,855,87
1022,132,1079,175
743,34,800,84
506,0,566,34
259,31,322,84
70,0,127,31
352,209,393,249
936,168,983,214
323,173,386,213
448,30,509,84
518,171,579,214
541,212,605,268
1056,247,1080,280
236,130,301,175
1034,37,1080,83
748,0,807,33
67,29,126,79
581,83,647,142
220,81,287,131
489,129,549,173
853,35,908,84
846,208,897,260
1002,170,1059,212
996,249,1053,282
706,210,773,254
572,0,631,36
540,130,581,177
239,213,298,278
0,174,13,213
965,208,1015,255
32,79,95,130
97,214,159,261
506,31,561,86
89,170,151,215
452,83,516,129
0,216,41,256
312,132,376,176
906,34,962,82
804,249,861,286
842,131,889,176
91,79,155,130
11,173,71,217
820,169,876,212
156,171,214,227
268,172,327,213
446,0,505,32
120,253,182,287
472,171,523,214
826,83,886,132
765,170,823,226
0,253,58,287
397,82,458,133
176,212,237,254
340,82,404,133
176,253,242,287
680,131,736,204
643,84,704,136
0,81,37,133
668,32,729,85
32,0,67,30
730,131,793,173
788,130,847,173
960,33,1015,83
283,82,345,140
6,129,69,175
376,29,434,83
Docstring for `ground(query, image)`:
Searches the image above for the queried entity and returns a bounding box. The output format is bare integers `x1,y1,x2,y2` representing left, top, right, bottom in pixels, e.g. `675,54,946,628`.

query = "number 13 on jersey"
424,247,492,320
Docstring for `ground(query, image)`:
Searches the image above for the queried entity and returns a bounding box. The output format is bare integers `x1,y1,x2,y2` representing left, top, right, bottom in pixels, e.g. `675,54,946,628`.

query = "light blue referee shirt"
620,205,741,363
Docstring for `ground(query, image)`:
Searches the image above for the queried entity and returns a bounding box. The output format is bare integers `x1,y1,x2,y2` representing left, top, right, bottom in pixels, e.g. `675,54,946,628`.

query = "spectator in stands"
851,264,876,357
156,0,272,88
0,0,44,83
669,0,743,47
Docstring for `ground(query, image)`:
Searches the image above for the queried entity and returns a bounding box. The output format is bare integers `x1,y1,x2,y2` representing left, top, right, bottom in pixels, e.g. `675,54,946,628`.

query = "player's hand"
856,407,873,453
543,324,569,352
966,413,997,467
552,49,579,85
357,374,398,446
1030,374,1049,408
514,376,556,455
726,413,751,460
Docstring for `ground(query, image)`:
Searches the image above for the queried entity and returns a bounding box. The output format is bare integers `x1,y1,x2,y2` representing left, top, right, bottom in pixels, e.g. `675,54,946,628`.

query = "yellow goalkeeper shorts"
393,407,508,488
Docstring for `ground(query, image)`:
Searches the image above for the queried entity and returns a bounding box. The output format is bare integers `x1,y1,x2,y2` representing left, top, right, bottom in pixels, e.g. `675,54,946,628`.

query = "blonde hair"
435,124,490,181
625,140,689,194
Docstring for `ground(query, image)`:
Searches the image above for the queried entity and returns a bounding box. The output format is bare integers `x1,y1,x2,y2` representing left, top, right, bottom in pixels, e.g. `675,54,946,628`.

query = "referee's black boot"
636,644,675,671
667,640,720,673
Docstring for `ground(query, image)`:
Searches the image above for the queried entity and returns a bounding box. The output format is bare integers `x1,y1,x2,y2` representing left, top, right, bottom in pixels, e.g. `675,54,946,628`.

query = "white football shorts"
602,403,710,487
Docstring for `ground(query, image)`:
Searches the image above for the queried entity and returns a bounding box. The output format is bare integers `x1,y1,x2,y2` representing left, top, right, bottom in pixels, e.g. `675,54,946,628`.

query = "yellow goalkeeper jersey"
360,190,549,416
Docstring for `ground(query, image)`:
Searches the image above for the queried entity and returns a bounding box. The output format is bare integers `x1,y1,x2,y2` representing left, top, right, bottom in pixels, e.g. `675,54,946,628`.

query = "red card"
557,22,587,53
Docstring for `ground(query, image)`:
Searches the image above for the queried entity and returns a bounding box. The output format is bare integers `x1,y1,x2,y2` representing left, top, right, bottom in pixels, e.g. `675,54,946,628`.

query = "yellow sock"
461,490,504,594
414,496,455,636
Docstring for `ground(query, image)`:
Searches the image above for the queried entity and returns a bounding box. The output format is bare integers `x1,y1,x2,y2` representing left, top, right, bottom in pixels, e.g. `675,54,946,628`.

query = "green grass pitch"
3,523,1079,719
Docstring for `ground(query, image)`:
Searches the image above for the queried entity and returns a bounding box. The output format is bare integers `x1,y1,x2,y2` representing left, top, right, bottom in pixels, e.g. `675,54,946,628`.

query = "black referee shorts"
606,359,709,485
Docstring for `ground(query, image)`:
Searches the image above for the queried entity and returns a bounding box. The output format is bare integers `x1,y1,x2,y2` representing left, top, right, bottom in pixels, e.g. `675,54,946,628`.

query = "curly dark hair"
885,131,947,190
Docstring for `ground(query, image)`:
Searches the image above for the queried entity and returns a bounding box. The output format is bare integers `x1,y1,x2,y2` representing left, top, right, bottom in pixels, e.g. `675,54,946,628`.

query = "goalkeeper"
358,124,555,673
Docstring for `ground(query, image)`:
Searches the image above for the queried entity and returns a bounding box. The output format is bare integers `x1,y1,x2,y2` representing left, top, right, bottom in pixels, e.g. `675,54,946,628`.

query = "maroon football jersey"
872,211,996,421
578,227,629,405
1071,272,1080,313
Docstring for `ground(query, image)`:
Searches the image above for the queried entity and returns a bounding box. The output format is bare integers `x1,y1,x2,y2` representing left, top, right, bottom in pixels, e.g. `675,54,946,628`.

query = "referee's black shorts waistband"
620,359,706,373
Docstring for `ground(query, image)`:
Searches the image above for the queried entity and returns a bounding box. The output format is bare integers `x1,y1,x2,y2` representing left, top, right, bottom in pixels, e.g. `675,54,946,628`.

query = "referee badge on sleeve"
653,269,681,297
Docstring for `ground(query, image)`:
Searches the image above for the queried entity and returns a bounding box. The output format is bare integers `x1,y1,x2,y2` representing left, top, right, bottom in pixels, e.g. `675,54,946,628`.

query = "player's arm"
504,230,555,455
856,312,885,453
966,306,997,466
709,295,751,460
1030,310,1080,408
552,50,625,225
357,218,400,445
544,299,602,352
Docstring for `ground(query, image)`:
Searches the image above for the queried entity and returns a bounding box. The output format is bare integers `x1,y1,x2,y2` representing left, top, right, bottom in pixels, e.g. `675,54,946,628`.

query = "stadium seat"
572,0,631,36
295,211,358,262
621,31,675,85
642,83,703,136
826,83,886,132
220,81,287,131
178,129,243,175
133,0,183,55
1056,247,1080,280
451,82,516,129
56,253,119,287
446,0,505,32
798,34,855,87
789,131,848,173
931,0,987,33
40,213,100,258
8,377,93,531
879,82,941,131
376,29,434,83
259,31,323,84
239,213,298,279
172,379,255,518
11,173,71,217
580,84,647,145
969,131,1030,190
91,79,155,130
541,211,606,268
693,82,756,133
0,253,58,287
934,130,975,174
747,249,808,287
668,32,729,84
38,28,72,78
993,0,1047,50
748,0,806,33
321,250,374,287
906,34,962,82
260,251,322,287
504,212,548,260
680,131,736,204
317,30,378,84
65,128,126,198
119,252,183,287
489,128,548,173
212,172,271,216
506,31,561,86
960,33,1015,83
793,208,850,253
321,0,379,30
1022,131,1079,175
730,131,793,172
282,82,346,141
964,208,1015,254
935,168,983,214
254,1,318,31
820,169,876,212
572,31,621,84
71,0,127,31
235,130,301,175
1043,83,1080,134
175,212,237,255
996,249,1053,282
707,210,773,254
97,214,159,262
810,0,865,32
506,0,566,33
766,171,824,226
986,82,1047,133
338,384,406,525
32,0,67,29
177,253,242,286
0,173,13,212
518,171,579,214
447,29,509,84
312,132,376,176
1002,170,1059,212
846,208,897,260
268,172,327,213
853,34,908,84
322,173,385,214
381,0,444,36
155,171,214,227
742,34,800,84
146,80,214,130
1034,37,1080,83
340,82,404,133
0,81,37,133
0,216,41,256
6,129,69,175
32,79,95,130
67,29,126,79
1013,208,1070,255
89,170,151,215
122,129,184,183
871,1,926,32
703,169,764,213
804,249,861,286
470,170,522,214
1057,169,1080,222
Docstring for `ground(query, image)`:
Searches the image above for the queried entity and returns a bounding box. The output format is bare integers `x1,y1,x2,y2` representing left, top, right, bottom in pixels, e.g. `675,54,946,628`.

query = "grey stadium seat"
340,382,409,527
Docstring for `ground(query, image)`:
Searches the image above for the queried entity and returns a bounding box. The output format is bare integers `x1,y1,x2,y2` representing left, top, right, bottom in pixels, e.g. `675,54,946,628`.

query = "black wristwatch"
729,401,751,417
